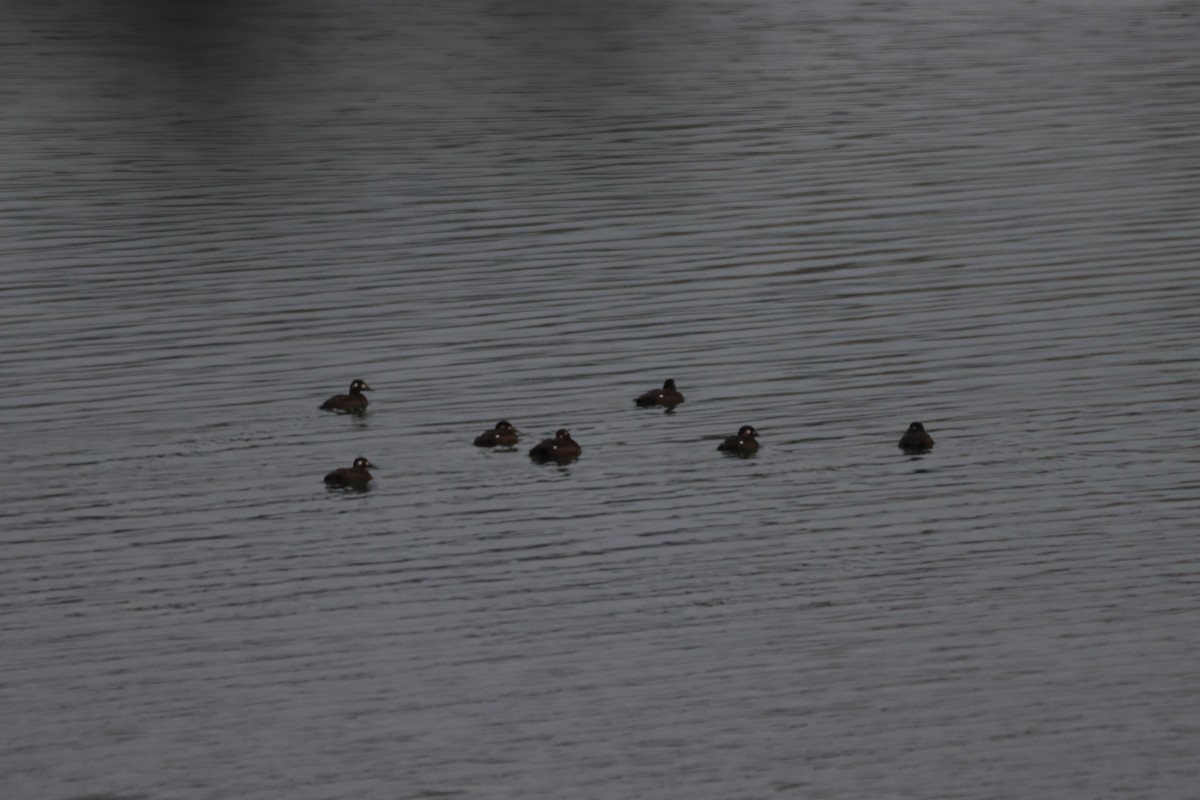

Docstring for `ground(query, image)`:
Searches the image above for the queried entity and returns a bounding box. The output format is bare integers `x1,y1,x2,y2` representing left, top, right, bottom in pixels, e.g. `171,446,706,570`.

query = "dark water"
2,0,1199,797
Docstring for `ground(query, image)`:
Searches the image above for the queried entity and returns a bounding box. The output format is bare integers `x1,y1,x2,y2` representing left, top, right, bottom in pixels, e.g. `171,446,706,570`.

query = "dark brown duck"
529,429,582,462
474,420,519,447
898,422,934,453
319,379,372,413
634,378,685,409
323,456,375,487
717,425,759,454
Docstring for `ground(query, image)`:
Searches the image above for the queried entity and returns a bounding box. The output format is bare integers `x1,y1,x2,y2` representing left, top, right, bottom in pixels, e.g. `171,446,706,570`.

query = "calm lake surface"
2,0,1198,797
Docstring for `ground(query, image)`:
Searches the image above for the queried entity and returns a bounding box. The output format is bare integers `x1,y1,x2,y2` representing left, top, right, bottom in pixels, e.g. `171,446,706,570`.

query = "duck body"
529,429,582,462
718,425,759,454
635,378,684,409
320,379,372,413
474,420,519,447
324,456,375,488
898,422,934,453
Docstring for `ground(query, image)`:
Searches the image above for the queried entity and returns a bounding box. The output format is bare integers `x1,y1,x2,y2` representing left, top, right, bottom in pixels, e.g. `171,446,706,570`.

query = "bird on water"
717,425,759,455
474,420,520,447
634,378,685,409
529,429,582,463
320,379,372,414
323,456,375,488
898,422,934,453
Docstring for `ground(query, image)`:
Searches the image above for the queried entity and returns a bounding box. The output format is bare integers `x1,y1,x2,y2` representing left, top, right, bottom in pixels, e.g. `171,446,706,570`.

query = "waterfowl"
717,425,759,454
898,421,934,453
474,420,519,447
323,456,375,487
319,379,372,413
529,429,582,462
634,378,685,409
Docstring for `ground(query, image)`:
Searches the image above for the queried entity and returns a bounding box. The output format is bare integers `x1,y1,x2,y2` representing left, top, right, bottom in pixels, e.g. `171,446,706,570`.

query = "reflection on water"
2,0,1199,798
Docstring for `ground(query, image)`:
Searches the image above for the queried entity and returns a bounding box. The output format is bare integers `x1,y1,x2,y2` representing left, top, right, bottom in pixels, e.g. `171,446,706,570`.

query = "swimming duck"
898,422,934,453
717,425,759,454
319,379,372,413
529,429,582,462
634,378,685,409
323,456,375,487
474,420,519,447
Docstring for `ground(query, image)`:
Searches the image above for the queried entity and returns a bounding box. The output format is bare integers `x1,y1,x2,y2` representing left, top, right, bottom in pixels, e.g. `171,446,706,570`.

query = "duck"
474,420,519,447
529,429,582,462
319,379,372,413
717,425,759,454
898,421,934,453
634,378,685,409
323,456,375,487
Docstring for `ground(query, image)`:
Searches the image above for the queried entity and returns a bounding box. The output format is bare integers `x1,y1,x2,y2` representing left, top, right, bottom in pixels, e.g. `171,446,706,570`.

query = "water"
2,0,1199,797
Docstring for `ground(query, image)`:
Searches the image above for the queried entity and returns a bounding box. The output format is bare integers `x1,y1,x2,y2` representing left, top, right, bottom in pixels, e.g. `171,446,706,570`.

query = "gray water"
2,0,1199,798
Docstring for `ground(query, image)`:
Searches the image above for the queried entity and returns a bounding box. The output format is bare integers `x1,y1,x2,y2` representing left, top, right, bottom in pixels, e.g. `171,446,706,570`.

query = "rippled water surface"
3,0,1199,798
